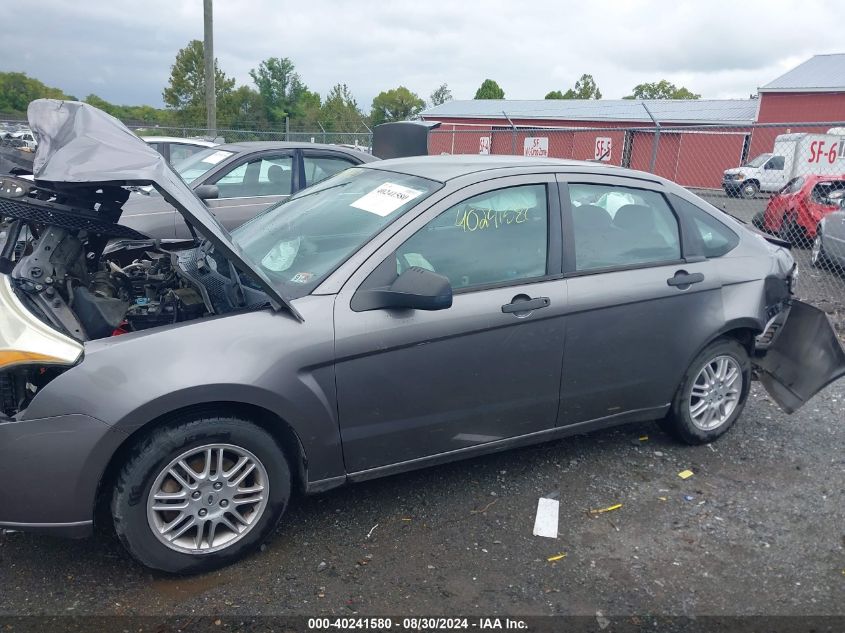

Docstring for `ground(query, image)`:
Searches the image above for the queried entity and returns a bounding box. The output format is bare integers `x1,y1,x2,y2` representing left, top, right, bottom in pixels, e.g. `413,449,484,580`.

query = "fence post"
640,102,661,173
503,111,517,154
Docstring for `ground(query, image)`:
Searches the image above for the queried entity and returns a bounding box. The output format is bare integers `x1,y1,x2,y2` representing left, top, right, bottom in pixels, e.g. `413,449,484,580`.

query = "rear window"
671,194,739,258
811,180,845,204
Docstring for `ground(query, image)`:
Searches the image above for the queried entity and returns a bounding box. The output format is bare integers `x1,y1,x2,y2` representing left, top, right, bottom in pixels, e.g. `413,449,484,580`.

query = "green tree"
162,40,235,125
0,72,73,115
249,57,313,124
219,85,267,128
544,90,565,99
320,83,362,132
474,79,505,99
429,83,452,106
558,74,602,99
624,80,700,100
370,86,425,126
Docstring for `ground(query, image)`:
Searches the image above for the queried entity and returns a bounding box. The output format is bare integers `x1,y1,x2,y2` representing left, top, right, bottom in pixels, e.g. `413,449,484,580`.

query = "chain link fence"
427,121,845,334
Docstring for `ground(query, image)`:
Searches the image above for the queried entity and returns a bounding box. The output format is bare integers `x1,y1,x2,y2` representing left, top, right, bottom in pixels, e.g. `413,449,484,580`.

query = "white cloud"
1,0,843,108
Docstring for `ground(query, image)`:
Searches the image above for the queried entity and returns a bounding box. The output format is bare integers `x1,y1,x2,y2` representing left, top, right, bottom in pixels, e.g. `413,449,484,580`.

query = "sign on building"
595,137,612,162
524,137,549,157
479,136,491,155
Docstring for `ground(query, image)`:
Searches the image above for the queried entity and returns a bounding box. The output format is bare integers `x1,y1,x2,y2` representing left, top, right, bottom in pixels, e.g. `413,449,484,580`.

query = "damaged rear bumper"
754,300,845,413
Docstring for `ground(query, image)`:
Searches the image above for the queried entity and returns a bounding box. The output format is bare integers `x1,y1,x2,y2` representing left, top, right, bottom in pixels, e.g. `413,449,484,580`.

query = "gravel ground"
1,380,843,618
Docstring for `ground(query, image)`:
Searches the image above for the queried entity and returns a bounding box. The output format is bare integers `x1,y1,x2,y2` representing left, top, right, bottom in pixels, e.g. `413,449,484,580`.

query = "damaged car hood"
27,99,296,318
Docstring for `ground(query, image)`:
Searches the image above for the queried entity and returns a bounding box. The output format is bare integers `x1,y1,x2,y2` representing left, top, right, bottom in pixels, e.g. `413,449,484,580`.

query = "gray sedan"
812,196,845,271
1,100,844,574
121,141,377,239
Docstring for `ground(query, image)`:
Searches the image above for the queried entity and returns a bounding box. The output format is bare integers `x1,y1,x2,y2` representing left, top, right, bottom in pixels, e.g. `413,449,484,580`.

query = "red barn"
418,54,845,189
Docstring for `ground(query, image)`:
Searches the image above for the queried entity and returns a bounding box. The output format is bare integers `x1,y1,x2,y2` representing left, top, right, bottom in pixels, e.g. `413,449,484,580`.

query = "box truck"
723,129,845,198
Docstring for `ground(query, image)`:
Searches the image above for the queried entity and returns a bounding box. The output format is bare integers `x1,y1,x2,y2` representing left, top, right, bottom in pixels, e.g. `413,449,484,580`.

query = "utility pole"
203,0,216,135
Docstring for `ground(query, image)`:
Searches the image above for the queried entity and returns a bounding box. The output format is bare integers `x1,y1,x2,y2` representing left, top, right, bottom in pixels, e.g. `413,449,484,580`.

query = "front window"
232,168,441,298
780,177,804,194
174,148,235,184
745,153,772,168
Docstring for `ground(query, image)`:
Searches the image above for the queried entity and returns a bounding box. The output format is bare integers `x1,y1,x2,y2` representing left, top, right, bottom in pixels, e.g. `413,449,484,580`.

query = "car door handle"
501,296,551,314
667,270,705,288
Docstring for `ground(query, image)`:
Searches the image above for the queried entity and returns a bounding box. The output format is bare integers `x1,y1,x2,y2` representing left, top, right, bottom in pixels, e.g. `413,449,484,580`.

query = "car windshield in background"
174,147,234,183
232,167,441,299
744,154,772,168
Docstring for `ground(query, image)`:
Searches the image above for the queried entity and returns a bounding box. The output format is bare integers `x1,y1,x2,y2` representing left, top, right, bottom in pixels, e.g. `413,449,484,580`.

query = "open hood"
26,99,296,317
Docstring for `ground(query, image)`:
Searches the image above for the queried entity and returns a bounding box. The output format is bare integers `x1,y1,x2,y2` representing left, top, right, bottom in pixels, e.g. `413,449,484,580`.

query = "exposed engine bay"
0,175,268,417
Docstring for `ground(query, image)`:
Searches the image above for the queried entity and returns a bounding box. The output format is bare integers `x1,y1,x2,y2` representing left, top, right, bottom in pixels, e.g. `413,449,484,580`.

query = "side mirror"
353,267,453,312
194,184,219,200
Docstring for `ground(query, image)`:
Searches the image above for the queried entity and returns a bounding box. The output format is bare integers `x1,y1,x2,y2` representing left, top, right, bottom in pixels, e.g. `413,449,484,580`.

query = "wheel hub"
146,443,269,555
688,355,742,431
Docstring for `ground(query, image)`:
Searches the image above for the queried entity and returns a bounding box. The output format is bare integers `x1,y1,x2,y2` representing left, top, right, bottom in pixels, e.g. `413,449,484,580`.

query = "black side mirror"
353,266,453,312
194,184,219,200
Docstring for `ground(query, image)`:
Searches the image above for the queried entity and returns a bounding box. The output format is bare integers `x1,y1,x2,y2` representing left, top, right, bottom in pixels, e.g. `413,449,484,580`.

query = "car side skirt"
0,520,93,538
341,405,670,485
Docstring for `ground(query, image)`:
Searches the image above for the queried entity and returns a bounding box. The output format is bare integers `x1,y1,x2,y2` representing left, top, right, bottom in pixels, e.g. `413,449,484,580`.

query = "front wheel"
740,181,759,199
112,416,291,573
660,339,751,445
811,230,827,268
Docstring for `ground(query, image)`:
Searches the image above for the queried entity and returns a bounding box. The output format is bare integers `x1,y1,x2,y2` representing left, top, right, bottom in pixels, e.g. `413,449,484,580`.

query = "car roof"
357,154,647,183
215,140,378,161
140,136,217,146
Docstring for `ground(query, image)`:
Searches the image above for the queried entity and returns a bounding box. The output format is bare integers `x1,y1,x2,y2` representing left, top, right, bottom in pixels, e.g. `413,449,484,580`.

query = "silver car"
812,194,845,271
1,100,844,574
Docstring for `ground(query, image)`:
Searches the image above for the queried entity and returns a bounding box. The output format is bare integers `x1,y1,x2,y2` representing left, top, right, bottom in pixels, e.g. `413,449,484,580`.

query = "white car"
9,130,37,150
141,136,218,165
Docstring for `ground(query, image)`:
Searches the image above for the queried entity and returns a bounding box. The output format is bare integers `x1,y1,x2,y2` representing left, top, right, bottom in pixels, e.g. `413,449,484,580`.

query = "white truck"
723,129,845,198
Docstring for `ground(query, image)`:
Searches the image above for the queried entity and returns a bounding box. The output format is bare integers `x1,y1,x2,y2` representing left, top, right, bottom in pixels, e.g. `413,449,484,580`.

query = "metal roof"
419,99,758,125
760,54,845,92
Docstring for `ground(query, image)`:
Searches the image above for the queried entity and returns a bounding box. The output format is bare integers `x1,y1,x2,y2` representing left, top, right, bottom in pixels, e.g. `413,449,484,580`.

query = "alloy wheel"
146,443,269,554
688,355,743,431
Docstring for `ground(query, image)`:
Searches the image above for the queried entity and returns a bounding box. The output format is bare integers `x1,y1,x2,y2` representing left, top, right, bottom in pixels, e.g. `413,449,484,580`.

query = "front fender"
23,299,346,481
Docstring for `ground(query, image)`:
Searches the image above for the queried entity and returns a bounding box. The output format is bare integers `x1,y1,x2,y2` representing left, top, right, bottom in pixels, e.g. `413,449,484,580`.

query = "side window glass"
304,156,356,186
170,143,205,164
395,184,548,290
213,155,293,198
670,194,739,258
568,183,681,271
767,156,785,170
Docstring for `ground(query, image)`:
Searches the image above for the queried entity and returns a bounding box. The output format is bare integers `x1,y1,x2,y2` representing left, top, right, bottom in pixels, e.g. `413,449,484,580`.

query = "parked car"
812,192,845,270
1,100,843,573
141,136,218,165
723,130,845,198
760,174,845,245
120,140,378,238
9,129,36,150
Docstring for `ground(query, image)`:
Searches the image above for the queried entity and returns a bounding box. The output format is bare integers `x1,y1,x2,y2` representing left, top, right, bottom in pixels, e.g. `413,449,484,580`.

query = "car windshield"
173,147,234,184
745,153,772,168
231,167,442,299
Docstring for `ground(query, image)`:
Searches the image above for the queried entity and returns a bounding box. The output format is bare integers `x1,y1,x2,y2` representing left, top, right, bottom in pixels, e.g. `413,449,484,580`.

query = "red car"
762,174,845,244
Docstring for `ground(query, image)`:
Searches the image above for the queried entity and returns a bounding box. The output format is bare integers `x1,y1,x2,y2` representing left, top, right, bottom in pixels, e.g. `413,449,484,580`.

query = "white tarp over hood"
26,99,294,316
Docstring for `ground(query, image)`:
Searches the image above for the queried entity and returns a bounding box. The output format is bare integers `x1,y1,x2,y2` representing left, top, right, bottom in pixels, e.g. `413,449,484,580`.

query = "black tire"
740,180,759,199
112,415,291,574
778,214,808,247
811,229,827,268
751,211,766,230
660,339,751,445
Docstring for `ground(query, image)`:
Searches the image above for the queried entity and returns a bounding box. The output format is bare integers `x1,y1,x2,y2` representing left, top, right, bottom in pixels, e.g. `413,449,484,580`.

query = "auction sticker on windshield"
351,182,424,217
204,150,231,165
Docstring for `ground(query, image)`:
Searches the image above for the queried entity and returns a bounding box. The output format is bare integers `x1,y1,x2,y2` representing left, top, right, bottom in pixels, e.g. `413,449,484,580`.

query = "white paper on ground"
532,497,560,538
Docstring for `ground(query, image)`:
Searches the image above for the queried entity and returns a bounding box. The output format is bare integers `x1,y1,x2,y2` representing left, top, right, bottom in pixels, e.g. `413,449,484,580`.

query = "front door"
333,176,568,473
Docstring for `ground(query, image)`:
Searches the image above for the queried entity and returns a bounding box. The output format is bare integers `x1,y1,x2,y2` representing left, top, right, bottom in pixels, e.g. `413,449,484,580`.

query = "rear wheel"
660,339,750,445
112,415,291,573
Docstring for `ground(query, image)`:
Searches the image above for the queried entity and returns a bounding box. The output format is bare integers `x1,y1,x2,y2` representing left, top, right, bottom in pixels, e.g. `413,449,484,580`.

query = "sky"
3,0,844,110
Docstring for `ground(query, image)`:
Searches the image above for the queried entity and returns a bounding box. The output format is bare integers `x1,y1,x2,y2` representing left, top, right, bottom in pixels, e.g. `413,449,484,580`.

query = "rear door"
557,176,725,426
300,150,361,191
175,150,297,236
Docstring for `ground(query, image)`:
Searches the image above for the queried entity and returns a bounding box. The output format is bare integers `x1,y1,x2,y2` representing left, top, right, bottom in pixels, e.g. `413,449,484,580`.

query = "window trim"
557,175,689,277
341,175,563,303
301,151,361,188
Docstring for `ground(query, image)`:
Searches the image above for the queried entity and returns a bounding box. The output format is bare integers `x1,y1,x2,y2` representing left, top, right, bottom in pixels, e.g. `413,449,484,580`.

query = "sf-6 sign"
595,137,612,162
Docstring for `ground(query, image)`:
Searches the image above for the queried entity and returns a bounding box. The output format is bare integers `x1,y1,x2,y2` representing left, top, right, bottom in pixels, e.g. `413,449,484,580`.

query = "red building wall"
748,92,845,157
